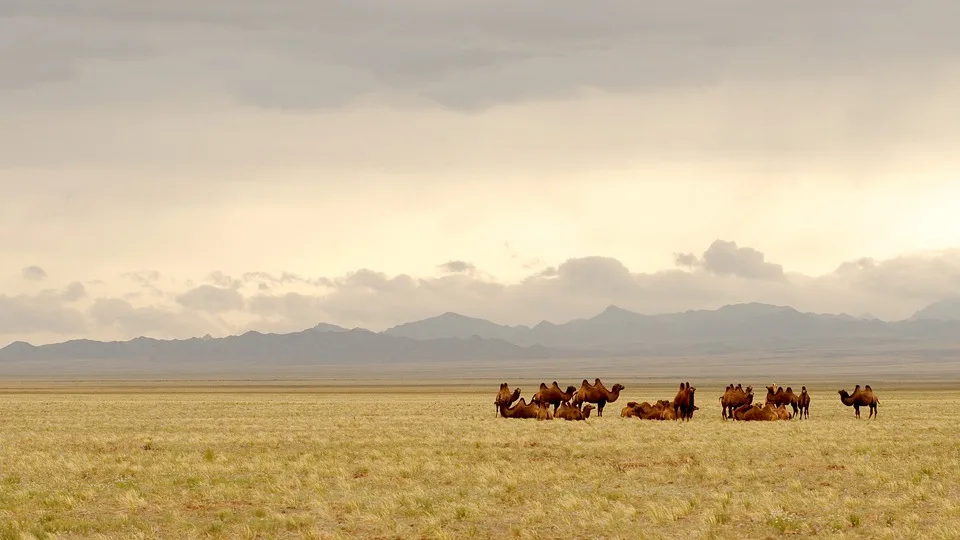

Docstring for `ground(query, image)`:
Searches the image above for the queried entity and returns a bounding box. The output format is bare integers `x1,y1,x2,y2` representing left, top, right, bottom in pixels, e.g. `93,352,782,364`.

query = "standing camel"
796,386,811,419
532,382,578,414
838,385,879,419
572,378,624,417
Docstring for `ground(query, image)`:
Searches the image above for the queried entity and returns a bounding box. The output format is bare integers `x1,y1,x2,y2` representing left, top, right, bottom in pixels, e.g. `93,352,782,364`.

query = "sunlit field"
1,383,959,539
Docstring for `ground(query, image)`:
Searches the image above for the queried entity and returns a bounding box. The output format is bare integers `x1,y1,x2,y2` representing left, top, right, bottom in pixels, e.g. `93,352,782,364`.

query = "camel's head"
745,385,753,394
766,385,777,394
688,386,697,394
838,389,848,398
583,404,596,417
612,383,625,393
801,386,807,393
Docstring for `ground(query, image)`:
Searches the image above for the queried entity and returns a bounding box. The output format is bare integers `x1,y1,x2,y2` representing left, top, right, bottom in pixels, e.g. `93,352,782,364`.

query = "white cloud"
3,241,960,345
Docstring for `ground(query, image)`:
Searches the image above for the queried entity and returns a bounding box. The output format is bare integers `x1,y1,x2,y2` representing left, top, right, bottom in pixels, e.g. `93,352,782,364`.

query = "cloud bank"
3,240,960,346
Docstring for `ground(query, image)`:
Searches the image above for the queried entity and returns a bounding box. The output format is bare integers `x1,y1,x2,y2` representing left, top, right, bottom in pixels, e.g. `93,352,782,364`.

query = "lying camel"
774,404,792,420
796,386,811,419
535,401,553,421
765,385,799,417
672,382,697,421
838,385,879,419
533,382,578,414
621,400,671,420
498,398,539,419
556,402,595,421
736,403,780,421
494,383,521,417
572,378,624,417
719,384,754,420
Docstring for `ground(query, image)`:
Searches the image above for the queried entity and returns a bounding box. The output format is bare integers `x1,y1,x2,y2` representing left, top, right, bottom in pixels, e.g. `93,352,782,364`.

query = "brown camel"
572,378,624,417
737,403,779,421
494,383,521,417
533,382,578,413
535,401,553,421
719,384,754,420
556,402,595,421
774,404,792,420
672,382,697,421
765,385,799,417
796,386,810,419
622,400,670,420
498,398,539,419
838,385,879,419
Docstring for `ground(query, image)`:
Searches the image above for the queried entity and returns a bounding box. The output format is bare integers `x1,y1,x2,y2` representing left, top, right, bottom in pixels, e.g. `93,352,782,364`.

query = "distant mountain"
0,327,588,373
383,312,529,341
311,322,349,332
380,302,960,351
910,298,960,322
4,301,960,377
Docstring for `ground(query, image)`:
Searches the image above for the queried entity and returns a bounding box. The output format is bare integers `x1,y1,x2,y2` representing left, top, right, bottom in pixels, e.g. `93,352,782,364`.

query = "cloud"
2,1,959,110
21,265,47,281
88,298,219,338
3,240,960,345
175,285,244,313
697,240,785,281
438,260,476,274
60,282,87,302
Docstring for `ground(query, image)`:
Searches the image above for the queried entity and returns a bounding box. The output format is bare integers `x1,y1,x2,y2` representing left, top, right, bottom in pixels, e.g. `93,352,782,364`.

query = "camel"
498,398,539,419
838,385,879,419
494,383,521,417
774,404,792,420
672,382,697,421
622,400,670,420
765,385,799,417
556,402,595,421
719,384,754,420
736,403,780,421
796,386,810,419
533,382,578,413
535,401,553,421
572,378,624,417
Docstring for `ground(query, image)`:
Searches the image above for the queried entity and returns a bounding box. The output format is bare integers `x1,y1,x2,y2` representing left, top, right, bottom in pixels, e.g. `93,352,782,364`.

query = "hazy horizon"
3,2,960,346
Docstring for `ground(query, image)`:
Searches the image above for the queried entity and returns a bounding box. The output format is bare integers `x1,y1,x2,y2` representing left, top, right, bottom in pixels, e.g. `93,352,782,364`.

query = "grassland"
1,382,959,539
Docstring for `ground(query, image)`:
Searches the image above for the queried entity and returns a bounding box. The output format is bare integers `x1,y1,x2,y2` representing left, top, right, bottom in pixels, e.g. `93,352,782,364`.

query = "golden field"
0,382,958,539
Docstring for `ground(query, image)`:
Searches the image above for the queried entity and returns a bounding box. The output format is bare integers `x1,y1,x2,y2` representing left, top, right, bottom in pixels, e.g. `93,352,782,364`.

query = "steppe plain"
0,378,958,539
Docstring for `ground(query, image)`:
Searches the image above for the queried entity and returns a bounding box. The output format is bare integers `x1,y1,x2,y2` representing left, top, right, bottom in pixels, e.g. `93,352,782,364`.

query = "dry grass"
0,385,959,539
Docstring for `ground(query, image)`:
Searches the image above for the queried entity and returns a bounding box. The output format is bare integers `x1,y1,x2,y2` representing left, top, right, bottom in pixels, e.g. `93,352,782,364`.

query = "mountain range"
2,301,960,377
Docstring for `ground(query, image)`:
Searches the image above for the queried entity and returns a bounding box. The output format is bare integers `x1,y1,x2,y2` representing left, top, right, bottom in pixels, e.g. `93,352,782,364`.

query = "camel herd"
494,380,881,421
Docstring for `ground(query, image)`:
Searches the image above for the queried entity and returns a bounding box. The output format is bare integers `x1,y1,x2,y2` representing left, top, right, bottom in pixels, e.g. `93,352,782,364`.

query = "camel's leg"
554,403,560,415
854,404,860,419
791,403,798,418
597,400,606,417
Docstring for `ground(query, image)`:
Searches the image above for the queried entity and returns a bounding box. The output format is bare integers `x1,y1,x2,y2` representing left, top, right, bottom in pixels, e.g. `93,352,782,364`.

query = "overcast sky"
3,1,960,345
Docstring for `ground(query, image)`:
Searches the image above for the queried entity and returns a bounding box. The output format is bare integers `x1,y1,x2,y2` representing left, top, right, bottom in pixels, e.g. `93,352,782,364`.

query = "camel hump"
594,378,602,385
865,385,872,391
539,382,548,389
786,387,793,392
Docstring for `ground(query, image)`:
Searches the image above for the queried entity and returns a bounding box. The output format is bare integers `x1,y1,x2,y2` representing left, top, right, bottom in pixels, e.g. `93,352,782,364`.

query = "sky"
2,1,960,345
